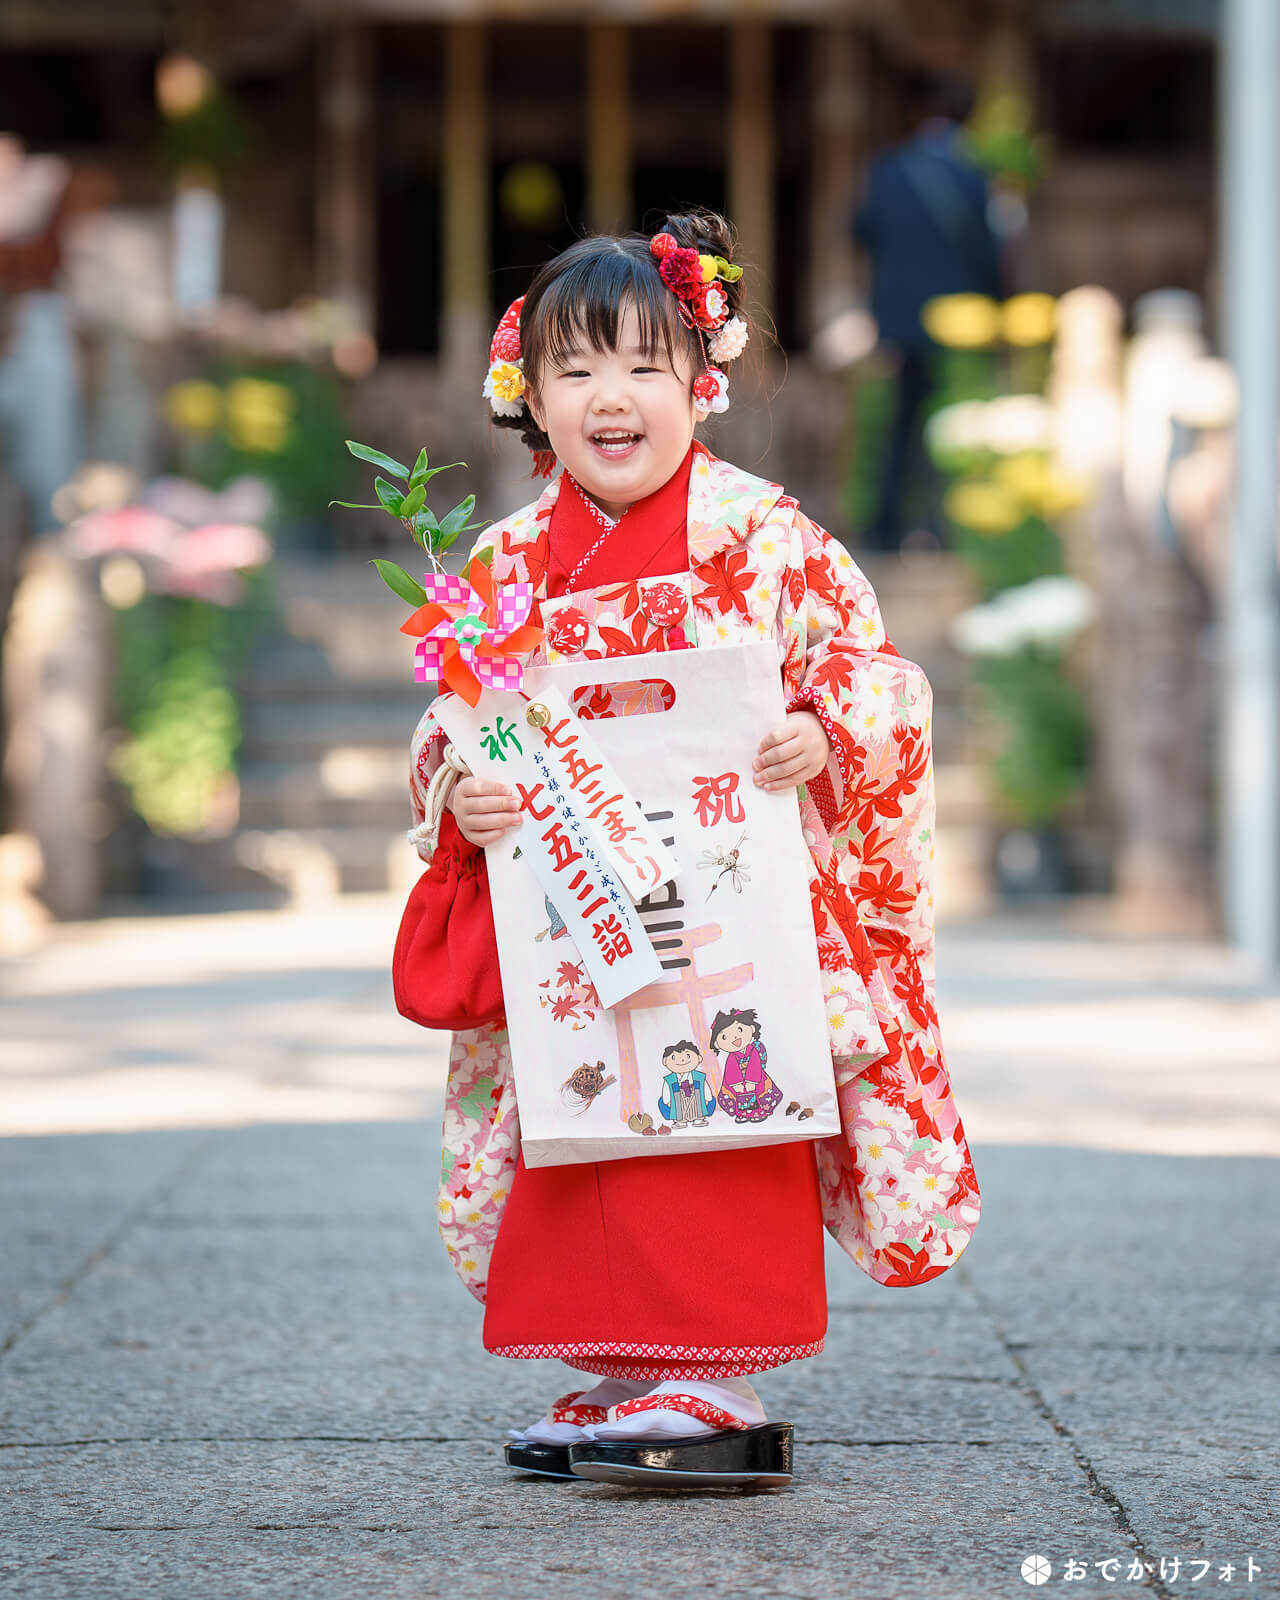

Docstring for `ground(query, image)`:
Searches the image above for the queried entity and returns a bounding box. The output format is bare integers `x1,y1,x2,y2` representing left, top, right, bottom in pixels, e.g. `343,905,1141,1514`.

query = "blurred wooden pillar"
317,22,374,329
728,21,774,321
443,22,490,384
586,23,631,233
808,24,864,339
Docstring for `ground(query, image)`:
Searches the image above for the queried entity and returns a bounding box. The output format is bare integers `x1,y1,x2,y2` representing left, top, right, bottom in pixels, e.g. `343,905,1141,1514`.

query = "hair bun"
660,208,744,324
662,208,735,263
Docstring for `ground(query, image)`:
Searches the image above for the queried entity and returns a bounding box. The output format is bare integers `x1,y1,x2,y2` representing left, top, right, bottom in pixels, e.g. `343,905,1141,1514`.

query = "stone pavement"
2,895,1278,1600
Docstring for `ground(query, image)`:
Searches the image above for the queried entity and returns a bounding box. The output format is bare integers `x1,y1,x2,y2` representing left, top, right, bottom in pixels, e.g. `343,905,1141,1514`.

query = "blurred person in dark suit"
854,75,1003,553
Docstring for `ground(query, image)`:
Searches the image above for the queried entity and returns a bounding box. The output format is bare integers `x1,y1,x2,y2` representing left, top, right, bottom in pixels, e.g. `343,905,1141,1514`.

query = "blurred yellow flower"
993,454,1093,519
164,380,222,435
922,294,1002,350
1002,293,1057,347
1040,471,1093,519
224,378,295,454
944,480,1025,535
993,453,1054,508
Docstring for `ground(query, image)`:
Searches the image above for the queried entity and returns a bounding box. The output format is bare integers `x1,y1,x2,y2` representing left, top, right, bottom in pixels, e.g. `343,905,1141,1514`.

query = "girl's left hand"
752,710,830,791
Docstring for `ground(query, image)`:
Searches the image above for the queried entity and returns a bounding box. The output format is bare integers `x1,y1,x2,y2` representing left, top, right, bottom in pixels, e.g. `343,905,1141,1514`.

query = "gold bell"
525,701,551,729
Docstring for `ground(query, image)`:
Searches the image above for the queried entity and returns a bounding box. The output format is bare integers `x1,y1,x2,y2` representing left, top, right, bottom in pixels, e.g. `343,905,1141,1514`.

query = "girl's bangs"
534,250,685,373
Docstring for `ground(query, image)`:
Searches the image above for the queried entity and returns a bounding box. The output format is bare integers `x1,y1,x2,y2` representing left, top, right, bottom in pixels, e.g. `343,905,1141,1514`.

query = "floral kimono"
410,442,982,1333
716,1040,782,1124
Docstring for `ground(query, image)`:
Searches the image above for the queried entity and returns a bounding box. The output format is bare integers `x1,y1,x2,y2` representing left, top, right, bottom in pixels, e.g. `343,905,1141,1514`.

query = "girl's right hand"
449,774,522,847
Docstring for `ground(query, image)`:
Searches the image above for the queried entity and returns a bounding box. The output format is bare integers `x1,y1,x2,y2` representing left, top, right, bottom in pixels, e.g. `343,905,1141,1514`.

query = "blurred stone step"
270,556,427,682
215,824,421,902
241,638,423,706
240,634,404,698
240,698,428,763
237,751,410,829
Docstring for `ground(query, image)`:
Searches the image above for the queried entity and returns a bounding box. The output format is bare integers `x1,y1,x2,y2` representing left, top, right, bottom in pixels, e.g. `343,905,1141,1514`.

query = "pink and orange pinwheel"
399,556,545,706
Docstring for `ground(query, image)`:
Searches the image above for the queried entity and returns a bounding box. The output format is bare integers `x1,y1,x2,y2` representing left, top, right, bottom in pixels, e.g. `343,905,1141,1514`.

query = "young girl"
408,209,982,1488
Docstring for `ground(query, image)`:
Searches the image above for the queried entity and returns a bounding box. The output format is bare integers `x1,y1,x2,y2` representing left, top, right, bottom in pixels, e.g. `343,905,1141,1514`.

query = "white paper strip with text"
430,689,663,1007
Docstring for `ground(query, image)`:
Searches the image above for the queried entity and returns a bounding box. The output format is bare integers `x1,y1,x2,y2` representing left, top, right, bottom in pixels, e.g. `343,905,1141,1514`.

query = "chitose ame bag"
433,642,839,1168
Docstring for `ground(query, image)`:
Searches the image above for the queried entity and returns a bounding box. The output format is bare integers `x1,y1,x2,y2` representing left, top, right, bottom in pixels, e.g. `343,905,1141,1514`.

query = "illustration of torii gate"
610,924,753,1121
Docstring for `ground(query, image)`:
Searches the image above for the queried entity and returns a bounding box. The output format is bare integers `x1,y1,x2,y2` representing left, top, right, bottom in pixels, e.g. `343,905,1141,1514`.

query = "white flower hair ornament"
708,315,749,364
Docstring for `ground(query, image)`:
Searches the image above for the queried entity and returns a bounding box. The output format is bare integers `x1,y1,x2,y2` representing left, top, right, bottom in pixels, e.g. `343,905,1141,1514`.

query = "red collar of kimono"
489,443,788,596
546,441,699,598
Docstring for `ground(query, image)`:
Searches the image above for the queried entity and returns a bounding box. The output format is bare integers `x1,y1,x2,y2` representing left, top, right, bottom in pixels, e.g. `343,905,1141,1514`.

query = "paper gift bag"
439,642,840,1168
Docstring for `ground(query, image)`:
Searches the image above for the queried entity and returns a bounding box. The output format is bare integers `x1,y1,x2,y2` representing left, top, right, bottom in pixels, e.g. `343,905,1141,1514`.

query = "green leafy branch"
330,439,486,606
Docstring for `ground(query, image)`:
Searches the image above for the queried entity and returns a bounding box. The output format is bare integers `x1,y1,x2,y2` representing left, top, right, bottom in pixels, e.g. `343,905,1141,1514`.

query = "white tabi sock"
509,1378,654,1445
581,1376,767,1442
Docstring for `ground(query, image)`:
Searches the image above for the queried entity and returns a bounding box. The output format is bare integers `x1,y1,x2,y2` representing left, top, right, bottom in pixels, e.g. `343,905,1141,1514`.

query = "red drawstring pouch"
392,808,505,1030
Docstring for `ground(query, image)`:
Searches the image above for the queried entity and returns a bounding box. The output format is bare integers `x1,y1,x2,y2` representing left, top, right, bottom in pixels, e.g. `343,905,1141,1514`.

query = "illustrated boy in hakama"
657,1041,716,1129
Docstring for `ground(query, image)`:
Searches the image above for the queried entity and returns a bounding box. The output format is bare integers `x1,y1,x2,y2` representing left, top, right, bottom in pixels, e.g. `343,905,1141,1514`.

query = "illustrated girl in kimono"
709,1008,781,1124
657,1041,716,1129
407,209,982,1489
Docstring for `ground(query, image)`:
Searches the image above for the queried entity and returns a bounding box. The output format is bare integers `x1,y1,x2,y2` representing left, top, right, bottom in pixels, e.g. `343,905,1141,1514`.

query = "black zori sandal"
503,1439,577,1480
568,1422,794,1488
502,1389,612,1480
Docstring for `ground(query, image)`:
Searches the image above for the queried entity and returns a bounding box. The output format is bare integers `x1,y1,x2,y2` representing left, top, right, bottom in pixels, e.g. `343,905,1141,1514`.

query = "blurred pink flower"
142,474,273,529
66,476,273,607
158,568,246,605
66,506,181,560
173,522,272,576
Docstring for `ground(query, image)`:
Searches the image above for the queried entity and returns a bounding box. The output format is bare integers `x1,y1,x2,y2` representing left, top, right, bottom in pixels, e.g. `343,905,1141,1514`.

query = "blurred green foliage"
172,360,357,534
109,571,275,839
976,648,1092,827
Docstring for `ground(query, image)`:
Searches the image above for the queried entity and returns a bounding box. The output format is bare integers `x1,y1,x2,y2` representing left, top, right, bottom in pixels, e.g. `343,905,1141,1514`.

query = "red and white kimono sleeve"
776,506,983,1287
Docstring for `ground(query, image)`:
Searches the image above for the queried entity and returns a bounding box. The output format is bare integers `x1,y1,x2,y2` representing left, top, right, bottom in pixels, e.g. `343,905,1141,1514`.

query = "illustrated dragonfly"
697,831,750,898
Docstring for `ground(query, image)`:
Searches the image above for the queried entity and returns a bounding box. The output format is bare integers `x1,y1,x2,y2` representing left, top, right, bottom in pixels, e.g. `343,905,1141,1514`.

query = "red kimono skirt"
481,445,828,1380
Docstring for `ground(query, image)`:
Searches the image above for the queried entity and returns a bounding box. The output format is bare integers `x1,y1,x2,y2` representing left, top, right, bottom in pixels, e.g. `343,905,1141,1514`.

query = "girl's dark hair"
708,1008,761,1051
492,208,746,460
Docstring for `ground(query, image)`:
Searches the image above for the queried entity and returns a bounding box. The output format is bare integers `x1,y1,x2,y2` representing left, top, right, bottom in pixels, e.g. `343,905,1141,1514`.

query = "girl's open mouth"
590,431,643,456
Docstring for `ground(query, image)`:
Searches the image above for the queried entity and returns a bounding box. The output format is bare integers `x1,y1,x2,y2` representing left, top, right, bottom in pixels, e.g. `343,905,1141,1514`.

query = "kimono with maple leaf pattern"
410,445,982,1309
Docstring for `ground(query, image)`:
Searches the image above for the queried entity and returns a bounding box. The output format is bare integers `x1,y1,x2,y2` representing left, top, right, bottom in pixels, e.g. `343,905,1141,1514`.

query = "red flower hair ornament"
648,232,748,414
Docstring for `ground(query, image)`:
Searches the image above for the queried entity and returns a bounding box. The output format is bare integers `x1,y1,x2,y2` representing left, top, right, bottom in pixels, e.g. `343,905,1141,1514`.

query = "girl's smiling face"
525,301,700,520
715,1020,752,1053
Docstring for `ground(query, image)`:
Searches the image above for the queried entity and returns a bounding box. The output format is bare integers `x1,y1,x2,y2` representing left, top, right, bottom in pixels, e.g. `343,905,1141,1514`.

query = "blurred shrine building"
0,0,1220,527
0,0,1233,924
